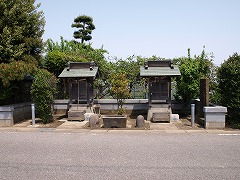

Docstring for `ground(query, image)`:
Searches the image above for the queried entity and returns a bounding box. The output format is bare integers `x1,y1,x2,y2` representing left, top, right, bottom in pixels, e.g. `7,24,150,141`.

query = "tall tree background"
217,53,240,127
0,0,45,105
71,15,95,44
0,0,45,65
174,48,213,114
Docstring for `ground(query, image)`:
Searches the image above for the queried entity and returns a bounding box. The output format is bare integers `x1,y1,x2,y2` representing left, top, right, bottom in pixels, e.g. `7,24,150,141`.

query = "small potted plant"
102,73,130,128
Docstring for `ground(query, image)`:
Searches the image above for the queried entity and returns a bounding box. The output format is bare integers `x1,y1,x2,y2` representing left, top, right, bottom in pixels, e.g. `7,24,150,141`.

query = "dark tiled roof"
140,60,181,77
58,62,98,78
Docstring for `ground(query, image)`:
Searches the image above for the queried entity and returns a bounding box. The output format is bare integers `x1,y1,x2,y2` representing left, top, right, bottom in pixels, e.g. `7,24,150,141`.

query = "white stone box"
204,106,227,129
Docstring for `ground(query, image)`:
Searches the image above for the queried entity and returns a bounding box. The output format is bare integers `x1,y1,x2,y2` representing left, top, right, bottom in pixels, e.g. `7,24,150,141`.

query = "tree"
0,0,45,64
174,49,212,112
108,73,130,114
112,56,146,98
0,61,37,105
0,61,37,87
45,37,108,77
71,15,95,44
31,69,58,124
217,53,240,126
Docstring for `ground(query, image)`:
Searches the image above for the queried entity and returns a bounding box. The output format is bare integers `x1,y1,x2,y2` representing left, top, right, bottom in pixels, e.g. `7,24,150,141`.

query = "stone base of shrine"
147,104,172,122
68,106,86,121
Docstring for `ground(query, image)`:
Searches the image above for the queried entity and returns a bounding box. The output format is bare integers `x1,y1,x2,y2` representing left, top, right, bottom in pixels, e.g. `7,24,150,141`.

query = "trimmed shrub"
31,69,58,123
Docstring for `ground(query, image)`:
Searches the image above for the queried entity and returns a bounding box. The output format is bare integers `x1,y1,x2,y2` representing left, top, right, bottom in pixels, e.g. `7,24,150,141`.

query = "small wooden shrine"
59,61,98,120
140,60,181,122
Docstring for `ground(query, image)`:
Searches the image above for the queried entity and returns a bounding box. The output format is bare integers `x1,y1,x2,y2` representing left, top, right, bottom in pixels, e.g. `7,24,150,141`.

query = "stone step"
147,106,172,122
152,112,170,122
68,107,86,121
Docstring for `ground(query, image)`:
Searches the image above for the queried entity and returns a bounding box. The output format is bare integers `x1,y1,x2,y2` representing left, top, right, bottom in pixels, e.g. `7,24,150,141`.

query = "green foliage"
108,73,130,114
217,53,240,125
0,0,45,64
45,37,110,99
109,55,149,98
0,61,37,105
71,15,95,43
114,56,144,83
45,50,88,76
208,64,220,104
44,50,68,76
0,61,37,86
31,69,58,124
97,55,163,99
174,49,213,109
0,82,13,104
45,37,107,77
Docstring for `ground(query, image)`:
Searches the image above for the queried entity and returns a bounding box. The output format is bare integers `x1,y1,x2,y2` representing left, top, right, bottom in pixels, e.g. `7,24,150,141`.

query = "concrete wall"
53,99,187,117
0,102,32,127
0,106,14,126
53,99,149,116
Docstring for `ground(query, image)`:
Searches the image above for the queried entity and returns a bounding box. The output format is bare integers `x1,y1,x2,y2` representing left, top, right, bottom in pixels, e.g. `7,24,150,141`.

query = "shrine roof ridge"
140,60,181,77
58,61,98,78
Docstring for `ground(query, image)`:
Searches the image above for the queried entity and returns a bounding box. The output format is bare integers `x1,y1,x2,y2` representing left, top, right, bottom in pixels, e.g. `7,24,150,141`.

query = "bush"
44,50,68,76
174,49,212,113
217,53,240,126
0,61,37,86
108,73,130,114
31,69,58,123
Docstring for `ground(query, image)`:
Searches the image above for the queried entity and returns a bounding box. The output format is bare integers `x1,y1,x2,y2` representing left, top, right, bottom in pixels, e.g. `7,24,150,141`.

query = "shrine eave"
140,65,181,77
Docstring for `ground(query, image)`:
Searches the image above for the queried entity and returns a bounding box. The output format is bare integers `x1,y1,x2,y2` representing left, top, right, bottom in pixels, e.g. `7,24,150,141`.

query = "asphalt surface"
0,130,240,180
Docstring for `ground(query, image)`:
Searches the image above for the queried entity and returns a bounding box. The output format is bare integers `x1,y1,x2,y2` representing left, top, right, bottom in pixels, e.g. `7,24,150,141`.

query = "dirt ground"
13,114,206,130
13,114,66,128
174,118,205,130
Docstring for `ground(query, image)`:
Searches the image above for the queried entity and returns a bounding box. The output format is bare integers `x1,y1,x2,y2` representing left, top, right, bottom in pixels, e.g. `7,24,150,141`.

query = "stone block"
204,106,227,129
102,115,127,128
68,108,86,121
170,114,179,121
93,104,101,114
136,115,145,128
152,112,170,122
84,113,94,121
89,114,100,129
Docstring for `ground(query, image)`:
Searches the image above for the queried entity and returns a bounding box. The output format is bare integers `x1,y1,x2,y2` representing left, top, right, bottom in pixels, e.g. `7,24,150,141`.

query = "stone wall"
0,106,14,126
0,102,32,127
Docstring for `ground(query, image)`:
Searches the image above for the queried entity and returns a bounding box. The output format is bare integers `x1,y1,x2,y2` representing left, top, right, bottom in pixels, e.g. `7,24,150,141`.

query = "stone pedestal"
102,115,127,128
68,107,86,121
204,106,227,129
152,112,170,122
147,105,171,122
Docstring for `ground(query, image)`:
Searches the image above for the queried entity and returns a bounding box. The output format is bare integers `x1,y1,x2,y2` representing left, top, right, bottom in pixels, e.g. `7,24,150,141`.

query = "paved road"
0,130,240,180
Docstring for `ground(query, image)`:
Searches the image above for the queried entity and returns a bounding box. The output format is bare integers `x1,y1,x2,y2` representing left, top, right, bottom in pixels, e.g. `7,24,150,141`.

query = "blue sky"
36,0,240,65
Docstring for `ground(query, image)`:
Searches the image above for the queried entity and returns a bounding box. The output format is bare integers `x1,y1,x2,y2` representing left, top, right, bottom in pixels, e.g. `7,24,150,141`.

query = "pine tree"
71,15,95,43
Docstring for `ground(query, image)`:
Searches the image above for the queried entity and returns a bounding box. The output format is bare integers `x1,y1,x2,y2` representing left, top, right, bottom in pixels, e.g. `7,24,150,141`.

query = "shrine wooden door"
149,77,170,104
